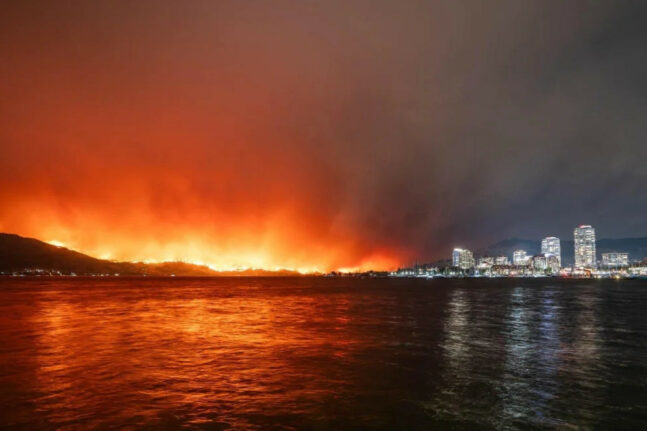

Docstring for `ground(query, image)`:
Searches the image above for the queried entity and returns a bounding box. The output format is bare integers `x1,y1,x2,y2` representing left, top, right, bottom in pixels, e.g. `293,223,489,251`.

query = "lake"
0,277,646,430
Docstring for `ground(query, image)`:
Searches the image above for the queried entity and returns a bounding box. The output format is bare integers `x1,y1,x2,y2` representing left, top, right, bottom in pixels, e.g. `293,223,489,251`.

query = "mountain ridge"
0,233,303,276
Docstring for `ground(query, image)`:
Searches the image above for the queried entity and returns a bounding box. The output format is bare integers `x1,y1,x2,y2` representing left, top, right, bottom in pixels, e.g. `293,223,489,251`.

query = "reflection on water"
1,277,647,429
500,287,534,426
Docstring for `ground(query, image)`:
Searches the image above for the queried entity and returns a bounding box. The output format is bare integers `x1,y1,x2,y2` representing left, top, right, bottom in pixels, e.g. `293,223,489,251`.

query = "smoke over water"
1,1,647,270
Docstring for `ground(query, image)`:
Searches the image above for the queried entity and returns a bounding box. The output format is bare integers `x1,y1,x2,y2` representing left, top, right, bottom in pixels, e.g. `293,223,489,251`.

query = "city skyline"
448,224,644,274
436,222,646,278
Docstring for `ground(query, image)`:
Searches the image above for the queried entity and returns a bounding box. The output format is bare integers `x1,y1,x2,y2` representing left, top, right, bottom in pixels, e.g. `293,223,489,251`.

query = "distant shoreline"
2,274,647,281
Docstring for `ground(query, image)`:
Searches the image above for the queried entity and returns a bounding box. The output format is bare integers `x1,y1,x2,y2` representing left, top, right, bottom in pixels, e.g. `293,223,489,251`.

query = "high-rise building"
601,252,629,268
513,250,529,265
574,225,596,268
452,248,475,270
452,249,460,267
541,237,561,267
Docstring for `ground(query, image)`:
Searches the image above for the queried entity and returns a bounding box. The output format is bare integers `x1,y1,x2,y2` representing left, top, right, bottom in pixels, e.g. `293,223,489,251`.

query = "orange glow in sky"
0,149,406,271
2,176,405,271
0,2,421,272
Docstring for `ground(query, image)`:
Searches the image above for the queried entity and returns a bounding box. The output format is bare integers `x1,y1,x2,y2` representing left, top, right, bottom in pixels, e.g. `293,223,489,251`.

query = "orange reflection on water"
1,278,637,430
25,279,370,429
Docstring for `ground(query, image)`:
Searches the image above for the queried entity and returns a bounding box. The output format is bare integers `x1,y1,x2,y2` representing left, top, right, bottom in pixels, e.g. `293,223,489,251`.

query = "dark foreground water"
1,278,646,430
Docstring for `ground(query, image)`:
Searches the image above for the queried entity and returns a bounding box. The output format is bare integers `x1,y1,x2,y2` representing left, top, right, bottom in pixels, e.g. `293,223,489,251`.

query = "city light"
393,224,642,279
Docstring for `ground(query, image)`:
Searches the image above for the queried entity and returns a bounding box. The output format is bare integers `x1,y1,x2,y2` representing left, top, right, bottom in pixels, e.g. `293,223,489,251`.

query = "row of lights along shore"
393,225,647,278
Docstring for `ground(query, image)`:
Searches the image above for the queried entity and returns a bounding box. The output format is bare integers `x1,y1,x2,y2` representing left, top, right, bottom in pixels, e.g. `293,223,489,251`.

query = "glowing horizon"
34,221,403,273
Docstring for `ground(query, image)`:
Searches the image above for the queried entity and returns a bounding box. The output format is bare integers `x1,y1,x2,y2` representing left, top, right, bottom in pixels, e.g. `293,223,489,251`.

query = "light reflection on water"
500,287,534,425
1,277,646,430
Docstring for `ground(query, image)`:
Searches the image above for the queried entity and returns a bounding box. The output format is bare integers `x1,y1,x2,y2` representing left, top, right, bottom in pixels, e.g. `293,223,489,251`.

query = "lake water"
0,277,646,430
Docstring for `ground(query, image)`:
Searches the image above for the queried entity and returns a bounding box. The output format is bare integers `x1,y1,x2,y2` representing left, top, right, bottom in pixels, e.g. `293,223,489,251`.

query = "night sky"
1,1,646,271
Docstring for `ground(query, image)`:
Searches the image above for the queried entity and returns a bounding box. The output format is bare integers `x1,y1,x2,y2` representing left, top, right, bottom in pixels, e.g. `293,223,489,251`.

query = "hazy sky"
1,1,646,269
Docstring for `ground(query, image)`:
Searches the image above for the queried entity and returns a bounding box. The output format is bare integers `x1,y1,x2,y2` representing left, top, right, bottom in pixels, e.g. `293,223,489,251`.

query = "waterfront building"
529,254,558,274
452,248,461,267
574,225,596,268
546,255,560,274
491,265,512,276
478,257,494,268
629,266,647,276
601,252,629,268
495,256,509,265
532,255,547,271
513,250,529,265
452,248,475,270
541,236,561,267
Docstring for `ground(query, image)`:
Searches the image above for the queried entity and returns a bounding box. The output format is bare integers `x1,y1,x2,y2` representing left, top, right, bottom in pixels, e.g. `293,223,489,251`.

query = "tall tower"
574,225,596,268
541,237,561,267
452,248,474,270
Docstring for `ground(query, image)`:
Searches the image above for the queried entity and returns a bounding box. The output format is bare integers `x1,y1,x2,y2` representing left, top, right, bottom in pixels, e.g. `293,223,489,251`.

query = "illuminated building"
532,255,547,271
452,248,475,270
574,225,596,268
478,257,494,268
513,250,529,265
601,252,629,268
495,256,509,265
546,255,560,274
529,254,558,274
541,236,561,267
